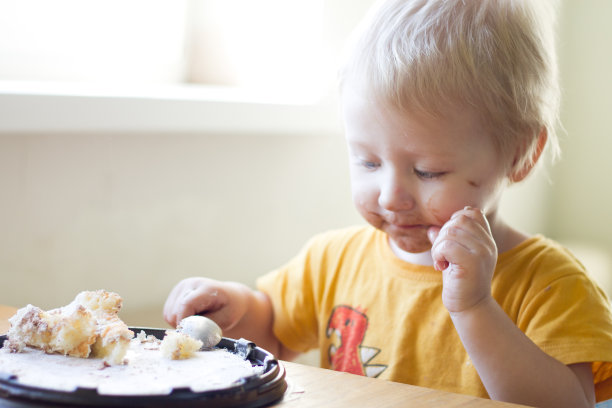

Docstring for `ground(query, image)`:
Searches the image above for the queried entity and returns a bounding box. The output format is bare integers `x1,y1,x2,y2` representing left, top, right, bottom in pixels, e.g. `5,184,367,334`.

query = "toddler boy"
164,1,612,406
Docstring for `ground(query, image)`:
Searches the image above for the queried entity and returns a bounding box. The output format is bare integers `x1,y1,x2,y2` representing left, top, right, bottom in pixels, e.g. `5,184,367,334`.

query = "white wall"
0,132,361,326
552,1,612,247
544,0,612,293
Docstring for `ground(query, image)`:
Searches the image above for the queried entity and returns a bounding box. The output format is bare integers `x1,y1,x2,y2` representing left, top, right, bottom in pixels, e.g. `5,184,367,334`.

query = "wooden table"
0,305,528,407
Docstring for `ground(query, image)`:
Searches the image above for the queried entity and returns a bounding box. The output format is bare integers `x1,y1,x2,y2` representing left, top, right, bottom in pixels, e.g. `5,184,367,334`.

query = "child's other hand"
163,277,248,331
427,207,498,314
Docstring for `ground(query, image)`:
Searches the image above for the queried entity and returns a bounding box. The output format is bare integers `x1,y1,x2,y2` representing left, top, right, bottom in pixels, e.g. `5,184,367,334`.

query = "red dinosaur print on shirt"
326,305,387,378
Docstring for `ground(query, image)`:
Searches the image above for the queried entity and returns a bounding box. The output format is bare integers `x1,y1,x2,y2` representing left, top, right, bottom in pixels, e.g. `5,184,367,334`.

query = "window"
0,0,328,103
0,0,375,134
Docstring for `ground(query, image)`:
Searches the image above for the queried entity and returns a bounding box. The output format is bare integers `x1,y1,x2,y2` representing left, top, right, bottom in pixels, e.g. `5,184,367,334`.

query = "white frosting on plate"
0,335,263,396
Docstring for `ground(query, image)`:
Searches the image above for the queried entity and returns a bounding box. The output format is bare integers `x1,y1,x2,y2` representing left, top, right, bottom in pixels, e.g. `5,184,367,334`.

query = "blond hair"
340,0,561,174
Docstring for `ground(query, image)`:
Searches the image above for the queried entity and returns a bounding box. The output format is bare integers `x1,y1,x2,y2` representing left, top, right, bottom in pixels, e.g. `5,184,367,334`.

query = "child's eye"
361,160,380,170
414,169,445,179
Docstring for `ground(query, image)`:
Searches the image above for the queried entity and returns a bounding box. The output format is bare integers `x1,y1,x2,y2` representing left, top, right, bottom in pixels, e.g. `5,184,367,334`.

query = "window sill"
0,81,342,136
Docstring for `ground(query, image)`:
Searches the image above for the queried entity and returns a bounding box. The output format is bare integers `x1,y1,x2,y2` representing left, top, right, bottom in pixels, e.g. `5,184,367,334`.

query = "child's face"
342,86,510,254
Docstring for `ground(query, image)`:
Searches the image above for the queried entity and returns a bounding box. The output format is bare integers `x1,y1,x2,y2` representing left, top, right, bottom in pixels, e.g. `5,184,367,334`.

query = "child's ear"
509,127,547,183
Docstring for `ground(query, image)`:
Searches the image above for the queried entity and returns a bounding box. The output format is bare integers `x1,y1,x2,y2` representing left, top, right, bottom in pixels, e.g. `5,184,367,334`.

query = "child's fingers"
451,206,492,235
431,207,493,270
180,286,223,314
163,278,226,327
431,232,481,271
435,218,488,252
440,207,491,244
427,226,448,269
427,226,441,244
164,281,191,326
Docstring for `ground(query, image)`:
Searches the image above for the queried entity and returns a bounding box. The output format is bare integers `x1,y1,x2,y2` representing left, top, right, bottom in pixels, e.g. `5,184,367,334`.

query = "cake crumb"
160,330,203,360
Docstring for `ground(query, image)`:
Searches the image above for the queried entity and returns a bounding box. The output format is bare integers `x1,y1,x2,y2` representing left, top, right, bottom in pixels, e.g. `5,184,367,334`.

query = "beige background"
0,1,610,335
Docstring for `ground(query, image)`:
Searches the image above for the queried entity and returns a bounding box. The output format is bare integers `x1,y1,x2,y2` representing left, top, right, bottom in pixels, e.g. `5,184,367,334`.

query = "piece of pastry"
5,303,97,358
5,290,134,365
159,330,203,360
73,290,134,365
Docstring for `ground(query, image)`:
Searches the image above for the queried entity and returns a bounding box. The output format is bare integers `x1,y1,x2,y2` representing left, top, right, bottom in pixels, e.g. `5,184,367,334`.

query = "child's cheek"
425,187,475,226
426,192,455,226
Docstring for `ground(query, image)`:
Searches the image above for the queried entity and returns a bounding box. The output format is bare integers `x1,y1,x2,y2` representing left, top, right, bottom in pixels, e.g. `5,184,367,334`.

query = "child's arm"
429,208,596,408
163,277,299,360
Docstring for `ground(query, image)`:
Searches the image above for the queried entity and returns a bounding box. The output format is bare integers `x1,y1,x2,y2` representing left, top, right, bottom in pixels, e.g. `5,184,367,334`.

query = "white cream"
0,337,262,396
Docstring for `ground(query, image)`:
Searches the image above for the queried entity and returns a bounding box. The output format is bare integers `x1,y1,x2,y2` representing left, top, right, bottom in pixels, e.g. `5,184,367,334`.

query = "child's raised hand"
427,207,498,314
163,277,248,331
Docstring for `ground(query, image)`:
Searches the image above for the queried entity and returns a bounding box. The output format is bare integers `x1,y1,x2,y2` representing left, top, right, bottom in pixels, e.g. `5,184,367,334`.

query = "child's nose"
378,170,415,211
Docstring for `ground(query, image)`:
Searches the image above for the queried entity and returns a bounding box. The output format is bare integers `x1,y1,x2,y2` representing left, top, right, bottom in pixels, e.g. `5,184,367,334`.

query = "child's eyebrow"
346,140,374,151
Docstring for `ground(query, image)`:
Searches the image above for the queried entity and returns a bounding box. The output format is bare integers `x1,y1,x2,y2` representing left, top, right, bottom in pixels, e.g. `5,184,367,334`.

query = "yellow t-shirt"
256,225,612,400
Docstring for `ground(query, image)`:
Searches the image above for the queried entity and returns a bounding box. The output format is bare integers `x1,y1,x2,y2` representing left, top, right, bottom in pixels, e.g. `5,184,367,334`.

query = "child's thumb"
427,226,441,244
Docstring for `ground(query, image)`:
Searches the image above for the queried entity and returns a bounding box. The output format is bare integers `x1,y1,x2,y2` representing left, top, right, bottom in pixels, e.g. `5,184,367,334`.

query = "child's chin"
392,236,432,254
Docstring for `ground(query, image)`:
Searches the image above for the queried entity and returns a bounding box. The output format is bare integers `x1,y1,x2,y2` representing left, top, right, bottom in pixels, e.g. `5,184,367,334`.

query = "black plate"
0,328,286,408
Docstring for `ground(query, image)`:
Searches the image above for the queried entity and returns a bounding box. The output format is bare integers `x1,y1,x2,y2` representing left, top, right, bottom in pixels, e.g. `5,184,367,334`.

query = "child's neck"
490,217,530,254
388,238,434,266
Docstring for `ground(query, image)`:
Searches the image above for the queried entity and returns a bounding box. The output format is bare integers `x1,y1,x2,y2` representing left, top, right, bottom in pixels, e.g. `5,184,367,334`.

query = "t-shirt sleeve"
256,236,322,353
517,262,612,400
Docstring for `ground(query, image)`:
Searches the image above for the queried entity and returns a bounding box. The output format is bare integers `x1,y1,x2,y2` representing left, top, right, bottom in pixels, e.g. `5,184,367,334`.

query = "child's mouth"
388,223,429,232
